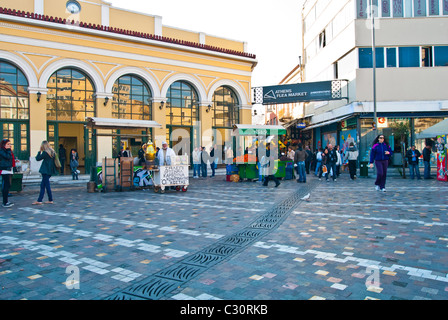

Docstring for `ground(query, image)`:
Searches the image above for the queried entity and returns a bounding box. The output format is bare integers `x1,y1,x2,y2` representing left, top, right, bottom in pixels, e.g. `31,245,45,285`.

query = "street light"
370,0,378,132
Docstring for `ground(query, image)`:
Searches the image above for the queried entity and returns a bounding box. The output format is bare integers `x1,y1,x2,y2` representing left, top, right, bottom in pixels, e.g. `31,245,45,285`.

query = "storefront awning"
231,124,287,136
302,115,352,131
415,118,448,139
86,117,163,130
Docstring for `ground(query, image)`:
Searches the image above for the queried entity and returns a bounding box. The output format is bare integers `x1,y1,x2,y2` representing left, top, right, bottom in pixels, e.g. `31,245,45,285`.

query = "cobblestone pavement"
1,172,448,301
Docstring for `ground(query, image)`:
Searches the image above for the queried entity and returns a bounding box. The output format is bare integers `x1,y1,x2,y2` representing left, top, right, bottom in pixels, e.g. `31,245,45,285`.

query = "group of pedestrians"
0,139,80,208
312,144,344,182
192,145,218,179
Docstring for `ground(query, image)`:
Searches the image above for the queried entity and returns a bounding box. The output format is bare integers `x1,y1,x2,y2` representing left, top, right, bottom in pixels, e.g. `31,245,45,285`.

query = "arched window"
46,68,95,121
166,81,199,126
0,60,30,159
212,86,239,128
0,61,29,120
112,75,152,120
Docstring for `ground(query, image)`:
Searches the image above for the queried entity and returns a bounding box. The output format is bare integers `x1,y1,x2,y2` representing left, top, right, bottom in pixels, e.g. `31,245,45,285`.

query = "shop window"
166,81,199,126
212,86,239,128
112,75,152,120
47,68,95,121
434,46,448,66
398,47,420,67
0,61,29,120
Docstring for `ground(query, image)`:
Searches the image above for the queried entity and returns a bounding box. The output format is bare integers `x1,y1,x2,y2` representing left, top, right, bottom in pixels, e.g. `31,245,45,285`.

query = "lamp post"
370,0,378,132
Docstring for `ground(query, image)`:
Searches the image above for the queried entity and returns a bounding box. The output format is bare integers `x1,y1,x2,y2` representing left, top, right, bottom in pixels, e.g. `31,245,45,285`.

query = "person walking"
0,139,15,208
58,144,66,175
422,144,432,179
33,141,57,205
315,148,323,176
69,149,79,180
344,142,359,180
369,134,393,192
261,147,280,187
335,145,342,177
406,145,422,180
305,146,312,174
294,144,307,183
326,144,338,182
318,148,328,181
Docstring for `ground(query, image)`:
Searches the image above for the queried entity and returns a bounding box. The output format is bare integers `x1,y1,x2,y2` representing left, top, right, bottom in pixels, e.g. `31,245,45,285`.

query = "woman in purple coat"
369,134,393,192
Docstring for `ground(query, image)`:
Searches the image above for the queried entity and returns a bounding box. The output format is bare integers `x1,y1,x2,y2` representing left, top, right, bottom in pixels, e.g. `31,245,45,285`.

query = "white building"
294,0,448,163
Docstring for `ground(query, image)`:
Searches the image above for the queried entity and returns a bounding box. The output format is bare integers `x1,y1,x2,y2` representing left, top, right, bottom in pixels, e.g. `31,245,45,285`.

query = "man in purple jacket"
369,135,393,192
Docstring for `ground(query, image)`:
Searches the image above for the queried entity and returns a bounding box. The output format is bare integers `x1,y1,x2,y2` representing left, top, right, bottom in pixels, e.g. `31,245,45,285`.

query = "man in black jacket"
422,144,432,179
326,144,338,182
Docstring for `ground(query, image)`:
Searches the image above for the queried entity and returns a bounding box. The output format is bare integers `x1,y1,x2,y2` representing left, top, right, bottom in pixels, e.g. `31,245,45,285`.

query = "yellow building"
0,0,257,172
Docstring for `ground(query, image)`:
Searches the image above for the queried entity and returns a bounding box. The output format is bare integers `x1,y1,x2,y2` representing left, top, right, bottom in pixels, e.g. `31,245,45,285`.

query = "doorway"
59,136,77,175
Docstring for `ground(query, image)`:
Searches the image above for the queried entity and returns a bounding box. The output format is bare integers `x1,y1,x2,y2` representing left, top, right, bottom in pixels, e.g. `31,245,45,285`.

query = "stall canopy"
86,117,162,130
231,124,287,136
415,119,448,139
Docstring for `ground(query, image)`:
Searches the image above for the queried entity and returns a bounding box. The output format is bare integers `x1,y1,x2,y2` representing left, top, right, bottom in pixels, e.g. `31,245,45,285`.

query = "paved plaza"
1,170,448,301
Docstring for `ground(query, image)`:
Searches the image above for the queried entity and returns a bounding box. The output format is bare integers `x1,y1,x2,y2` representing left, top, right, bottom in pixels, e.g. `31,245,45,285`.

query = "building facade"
0,0,257,172
287,0,448,164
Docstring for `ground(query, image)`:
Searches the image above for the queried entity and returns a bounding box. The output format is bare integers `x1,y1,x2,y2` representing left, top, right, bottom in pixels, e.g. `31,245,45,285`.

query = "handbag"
322,165,327,173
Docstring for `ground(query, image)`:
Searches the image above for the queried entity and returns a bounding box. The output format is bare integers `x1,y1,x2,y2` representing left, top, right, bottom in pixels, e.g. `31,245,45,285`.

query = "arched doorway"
111,74,153,157
0,60,30,160
46,68,96,174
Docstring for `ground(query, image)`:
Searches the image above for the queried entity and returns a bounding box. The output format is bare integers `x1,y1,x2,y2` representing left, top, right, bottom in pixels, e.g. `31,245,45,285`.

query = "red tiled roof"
0,7,256,59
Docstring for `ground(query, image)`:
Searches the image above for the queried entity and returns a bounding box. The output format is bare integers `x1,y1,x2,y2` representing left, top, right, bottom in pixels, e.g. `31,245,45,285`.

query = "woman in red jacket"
0,139,15,208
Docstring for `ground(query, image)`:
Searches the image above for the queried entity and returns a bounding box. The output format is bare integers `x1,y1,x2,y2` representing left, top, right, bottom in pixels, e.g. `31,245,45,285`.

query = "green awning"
232,124,287,136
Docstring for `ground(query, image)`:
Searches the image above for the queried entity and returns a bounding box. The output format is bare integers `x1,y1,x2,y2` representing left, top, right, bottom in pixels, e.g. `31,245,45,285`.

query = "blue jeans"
409,163,421,179
315,161,322,175
201,163,207,177
38,174,53,202
193,163,200,177
297,161,306,182
424,161,431,179
326,162,337,181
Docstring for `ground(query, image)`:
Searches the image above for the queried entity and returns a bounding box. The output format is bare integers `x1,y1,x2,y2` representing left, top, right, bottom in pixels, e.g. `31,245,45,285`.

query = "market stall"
416,119,448,181
152,155,189,193
230,124,289,181
85,117,163,191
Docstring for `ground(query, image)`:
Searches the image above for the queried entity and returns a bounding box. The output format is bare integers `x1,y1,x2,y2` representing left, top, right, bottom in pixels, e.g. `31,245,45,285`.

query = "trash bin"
4,173,23,192
360,161,369,177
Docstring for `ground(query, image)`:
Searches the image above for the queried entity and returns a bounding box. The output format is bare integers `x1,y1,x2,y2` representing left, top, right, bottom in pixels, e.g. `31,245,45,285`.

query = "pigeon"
301,193,310,201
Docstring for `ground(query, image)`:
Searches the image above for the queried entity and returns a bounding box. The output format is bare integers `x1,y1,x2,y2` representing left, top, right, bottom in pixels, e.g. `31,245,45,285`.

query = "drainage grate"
155,264,205,282
105,183,316,300
182,252,226,267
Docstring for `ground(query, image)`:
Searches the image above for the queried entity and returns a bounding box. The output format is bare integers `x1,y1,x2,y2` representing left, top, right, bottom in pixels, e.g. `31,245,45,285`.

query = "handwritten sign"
160,165,189,186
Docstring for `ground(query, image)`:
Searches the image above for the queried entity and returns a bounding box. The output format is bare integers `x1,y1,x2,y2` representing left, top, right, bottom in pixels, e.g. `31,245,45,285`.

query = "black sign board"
253,80,347,105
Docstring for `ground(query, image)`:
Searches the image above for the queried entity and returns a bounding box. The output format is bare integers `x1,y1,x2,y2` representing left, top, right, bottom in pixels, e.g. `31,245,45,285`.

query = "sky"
108,0,303,88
